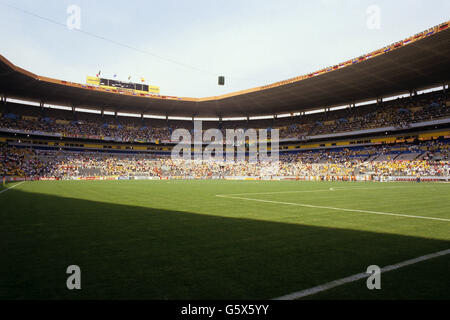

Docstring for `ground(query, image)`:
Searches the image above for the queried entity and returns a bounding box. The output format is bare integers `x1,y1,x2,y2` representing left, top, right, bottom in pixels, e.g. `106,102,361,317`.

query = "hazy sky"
0,0,449,97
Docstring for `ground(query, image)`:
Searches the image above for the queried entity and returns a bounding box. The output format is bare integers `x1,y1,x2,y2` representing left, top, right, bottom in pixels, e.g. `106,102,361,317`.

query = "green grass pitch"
1,180,449,300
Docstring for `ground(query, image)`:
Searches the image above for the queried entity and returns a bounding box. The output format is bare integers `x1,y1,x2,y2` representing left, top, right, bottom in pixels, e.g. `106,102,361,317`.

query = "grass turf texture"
1,180,449,300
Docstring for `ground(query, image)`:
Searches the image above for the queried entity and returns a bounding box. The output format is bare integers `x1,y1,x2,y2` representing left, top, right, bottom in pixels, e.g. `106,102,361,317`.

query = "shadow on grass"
1,187,449,300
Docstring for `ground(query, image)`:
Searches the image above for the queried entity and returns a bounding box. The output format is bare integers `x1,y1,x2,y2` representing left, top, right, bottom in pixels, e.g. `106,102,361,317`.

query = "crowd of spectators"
279,93,450,138
0,144,51,177
1,140,448,179
0,117,172,142
0,91,449,142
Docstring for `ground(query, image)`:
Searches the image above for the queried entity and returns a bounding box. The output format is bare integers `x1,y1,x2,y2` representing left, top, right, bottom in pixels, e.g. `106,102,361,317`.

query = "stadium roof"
1,22,449,119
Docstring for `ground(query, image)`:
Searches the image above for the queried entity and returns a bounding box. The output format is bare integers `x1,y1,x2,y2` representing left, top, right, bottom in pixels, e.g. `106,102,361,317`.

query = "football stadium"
1,1,449,306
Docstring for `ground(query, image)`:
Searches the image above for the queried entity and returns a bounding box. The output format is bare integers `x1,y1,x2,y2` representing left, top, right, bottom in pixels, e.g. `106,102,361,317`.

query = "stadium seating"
1,139,448,179
1,89,449,181
0,90,448,143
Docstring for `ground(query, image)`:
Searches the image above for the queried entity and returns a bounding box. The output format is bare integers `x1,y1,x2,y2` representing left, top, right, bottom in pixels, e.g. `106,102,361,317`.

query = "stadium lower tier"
1,139,449,181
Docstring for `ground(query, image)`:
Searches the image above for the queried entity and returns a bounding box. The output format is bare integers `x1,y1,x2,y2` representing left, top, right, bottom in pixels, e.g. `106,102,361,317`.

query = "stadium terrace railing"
4,175,449,183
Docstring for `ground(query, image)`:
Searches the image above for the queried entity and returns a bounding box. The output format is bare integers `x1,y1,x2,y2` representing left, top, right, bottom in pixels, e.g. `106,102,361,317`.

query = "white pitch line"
273,248,450,300
216,195,450,222
216,185,420,197
217,189,333,197
0,181,25,195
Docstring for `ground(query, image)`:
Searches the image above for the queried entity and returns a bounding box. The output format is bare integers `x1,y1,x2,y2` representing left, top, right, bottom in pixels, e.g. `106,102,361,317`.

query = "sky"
0,0,449,98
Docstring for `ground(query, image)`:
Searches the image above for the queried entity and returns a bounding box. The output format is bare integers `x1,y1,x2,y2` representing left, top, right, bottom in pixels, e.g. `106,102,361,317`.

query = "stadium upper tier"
0,22,449,118
1,89,449,143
